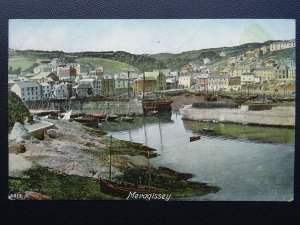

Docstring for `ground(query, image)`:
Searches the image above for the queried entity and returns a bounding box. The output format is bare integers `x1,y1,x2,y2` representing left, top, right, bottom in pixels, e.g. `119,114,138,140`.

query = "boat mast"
148,151,151,190
143,72,145,100
109,135,112,181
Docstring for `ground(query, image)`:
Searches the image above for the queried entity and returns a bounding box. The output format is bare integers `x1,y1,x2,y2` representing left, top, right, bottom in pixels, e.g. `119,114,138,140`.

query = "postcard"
8,19,295,201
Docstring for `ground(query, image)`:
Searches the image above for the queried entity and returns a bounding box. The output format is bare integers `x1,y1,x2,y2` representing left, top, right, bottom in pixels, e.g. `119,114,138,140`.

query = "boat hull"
100,178,164,198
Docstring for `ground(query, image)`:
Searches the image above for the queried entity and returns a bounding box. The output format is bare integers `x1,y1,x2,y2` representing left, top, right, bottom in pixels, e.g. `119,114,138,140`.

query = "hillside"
151,41,277,70
9,40,295,74
75,57,140,74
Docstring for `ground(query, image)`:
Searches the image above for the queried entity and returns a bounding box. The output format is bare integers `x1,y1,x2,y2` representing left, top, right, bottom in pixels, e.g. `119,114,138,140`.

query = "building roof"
14,81,40,88
241,73,255,76
31,72,53,80
40,82,51,87
73,83,93,89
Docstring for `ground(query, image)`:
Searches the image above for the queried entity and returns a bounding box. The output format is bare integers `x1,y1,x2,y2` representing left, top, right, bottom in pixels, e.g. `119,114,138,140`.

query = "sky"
9,19,295,54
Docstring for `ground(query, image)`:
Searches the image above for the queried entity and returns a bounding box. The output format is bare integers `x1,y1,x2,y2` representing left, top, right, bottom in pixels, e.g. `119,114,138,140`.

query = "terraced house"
253,67,276,81
208,75,229,91
11,81,42,102
101,76,115,97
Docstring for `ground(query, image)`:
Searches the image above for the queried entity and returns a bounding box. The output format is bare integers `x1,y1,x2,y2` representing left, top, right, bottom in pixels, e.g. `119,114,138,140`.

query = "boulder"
9,122,31,143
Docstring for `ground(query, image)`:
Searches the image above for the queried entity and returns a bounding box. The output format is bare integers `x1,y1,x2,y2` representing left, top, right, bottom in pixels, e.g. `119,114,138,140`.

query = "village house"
72,83,94,99
78,78,102,96
275,65,289,82
51,83,69,99
166,77,177,90
33,64,54,74
96,66,104,77
40,83,52,99
114,78,131,97
101,76,115,97
229,76,241,91
178,75,194,88
11,81,42,102
207,75,229,91
232,65,252,77
144,71,167,90
69,63,81,76
253,67,276,81
240,73,256,85
56,64,70,77
288,66,296,80
180,64,193,74
132,76,157,94
29,72,59,84
194,74,208,91
270,39,296,51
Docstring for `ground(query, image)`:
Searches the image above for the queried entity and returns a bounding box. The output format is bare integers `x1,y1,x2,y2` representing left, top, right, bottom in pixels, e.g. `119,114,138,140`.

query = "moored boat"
190,135,201,142
121,116,134,122
106,114,118,121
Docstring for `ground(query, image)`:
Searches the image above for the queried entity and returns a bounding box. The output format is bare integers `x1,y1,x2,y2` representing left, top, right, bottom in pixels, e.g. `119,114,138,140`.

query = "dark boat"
90,112,107,121
190,135,201,142
158,166,194,181
106,114,118,121
100,178,164,198
73,117,99,127
142,98,173,114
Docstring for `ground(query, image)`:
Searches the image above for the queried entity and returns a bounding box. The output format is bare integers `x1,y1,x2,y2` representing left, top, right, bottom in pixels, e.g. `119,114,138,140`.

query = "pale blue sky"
9,19,295,54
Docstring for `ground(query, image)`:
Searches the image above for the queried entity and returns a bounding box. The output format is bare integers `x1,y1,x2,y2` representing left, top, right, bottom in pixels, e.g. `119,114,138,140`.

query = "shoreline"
9,119,219,200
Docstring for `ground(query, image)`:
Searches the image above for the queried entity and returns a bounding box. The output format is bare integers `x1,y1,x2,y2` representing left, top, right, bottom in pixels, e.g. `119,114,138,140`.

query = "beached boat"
100,178,164,198
190,135,201,142
121,116,134,122
100,135,163,198
90,112,107,121
73,117,99,127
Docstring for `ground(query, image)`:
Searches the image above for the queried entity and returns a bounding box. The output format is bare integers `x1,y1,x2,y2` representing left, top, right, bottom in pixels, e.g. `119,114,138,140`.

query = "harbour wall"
180,106,295,127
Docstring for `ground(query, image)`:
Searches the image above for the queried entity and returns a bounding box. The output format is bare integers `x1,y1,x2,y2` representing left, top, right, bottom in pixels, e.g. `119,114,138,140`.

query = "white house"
40,83,52,99
178,76,193,88
240,73,256,85
11,81,42,102
207,75,229,91
270,39,296,51
56,64,70,77
51,83,68,99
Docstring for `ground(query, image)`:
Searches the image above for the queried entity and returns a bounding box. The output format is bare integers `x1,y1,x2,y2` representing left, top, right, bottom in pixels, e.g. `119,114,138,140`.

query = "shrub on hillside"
8,91,32,127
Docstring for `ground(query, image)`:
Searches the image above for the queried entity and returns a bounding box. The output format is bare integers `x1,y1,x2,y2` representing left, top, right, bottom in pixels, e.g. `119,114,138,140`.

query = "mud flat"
180,106,295,127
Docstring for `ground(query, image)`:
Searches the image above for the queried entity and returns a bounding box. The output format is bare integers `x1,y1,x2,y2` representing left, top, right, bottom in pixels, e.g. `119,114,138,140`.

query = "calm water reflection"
100,113,294,201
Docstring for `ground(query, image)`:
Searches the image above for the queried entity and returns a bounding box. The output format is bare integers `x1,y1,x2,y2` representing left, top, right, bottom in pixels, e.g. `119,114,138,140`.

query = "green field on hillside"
8,55,37,73
75,57,139,74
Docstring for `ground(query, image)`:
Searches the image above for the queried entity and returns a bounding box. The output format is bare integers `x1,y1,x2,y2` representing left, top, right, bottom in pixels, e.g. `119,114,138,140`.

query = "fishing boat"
190,135,201,142
100,135,164,198
90,112,107,121
121,116,134,122
106,114,118,121
73,116,99,127
99,178,164,198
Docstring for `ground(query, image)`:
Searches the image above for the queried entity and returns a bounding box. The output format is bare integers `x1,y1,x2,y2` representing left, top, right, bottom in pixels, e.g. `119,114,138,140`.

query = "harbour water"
99,113,294,201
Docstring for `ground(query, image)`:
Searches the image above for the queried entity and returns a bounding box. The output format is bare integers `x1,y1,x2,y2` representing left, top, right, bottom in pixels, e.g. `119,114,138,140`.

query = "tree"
8,91,32,127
